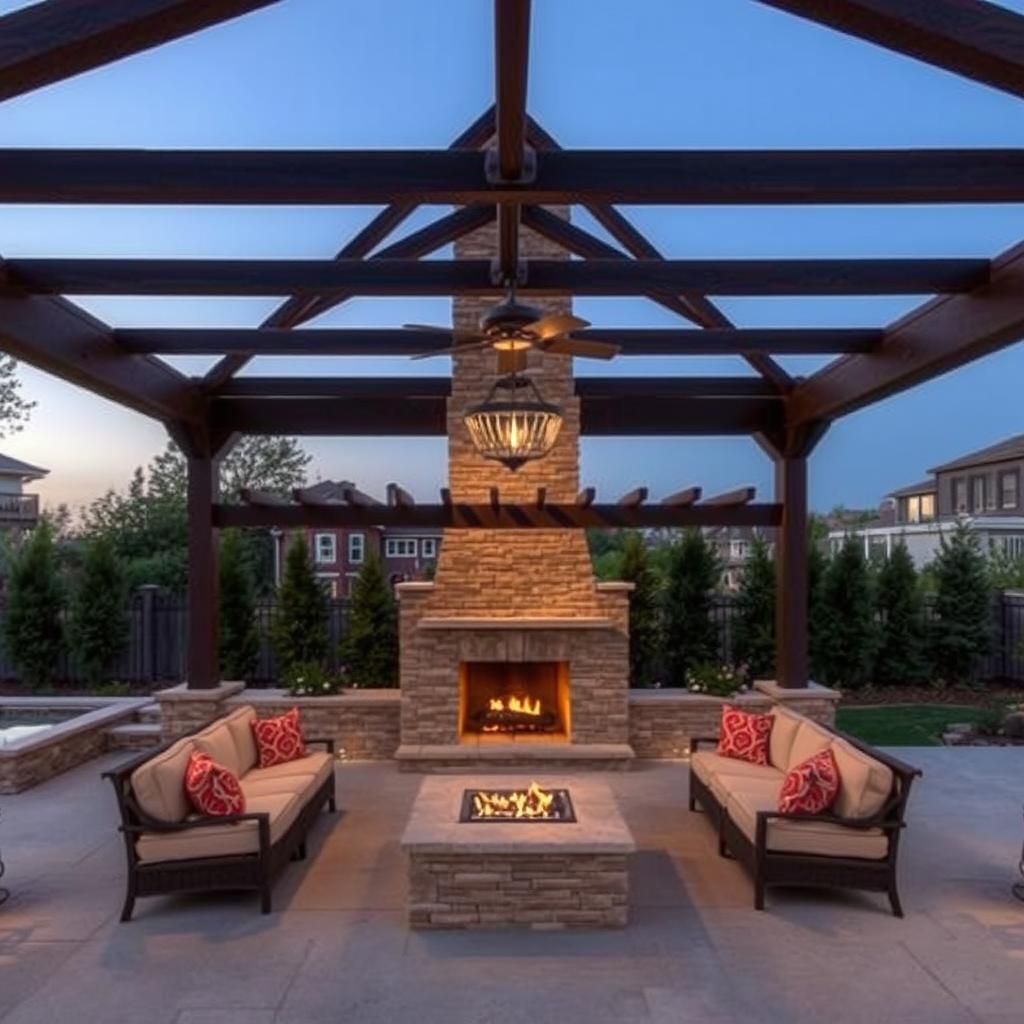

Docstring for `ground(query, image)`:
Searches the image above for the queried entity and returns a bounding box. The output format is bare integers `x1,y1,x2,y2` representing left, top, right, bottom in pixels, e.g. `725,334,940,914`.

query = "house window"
1000,471,1019,510
348,532,365,564
905,494,935,524
314,533,336,564
421,538,437,559
385,538,417,558
953,477,968,513
920,493,935,520
1003,535,1024,558
971,476,986,513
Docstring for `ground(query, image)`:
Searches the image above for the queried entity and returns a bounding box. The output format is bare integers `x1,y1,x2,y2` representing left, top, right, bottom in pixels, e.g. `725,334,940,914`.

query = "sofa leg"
119,892,135,923
887,884,904,918
754,881,766,911
297,841,307,861
328,792,337,813
687,793,697,812
260,886,272,915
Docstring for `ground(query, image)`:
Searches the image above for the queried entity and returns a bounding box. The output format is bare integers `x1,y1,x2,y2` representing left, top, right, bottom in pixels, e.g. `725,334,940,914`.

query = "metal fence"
1,588,1022,686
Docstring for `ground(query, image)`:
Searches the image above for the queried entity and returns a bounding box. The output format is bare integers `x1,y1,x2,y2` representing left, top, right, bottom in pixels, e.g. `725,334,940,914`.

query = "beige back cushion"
225,706,258,774
831,737,894,819
131,737,194,824
193,721,242,777
768,706,802,771
787,719,834,770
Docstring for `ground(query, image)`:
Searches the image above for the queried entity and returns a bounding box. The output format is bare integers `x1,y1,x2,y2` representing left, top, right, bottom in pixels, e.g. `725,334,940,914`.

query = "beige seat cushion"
768,705,803,771
691,749,784,803
130,737,194,824
831,737,893,820
193,720,243,778
135,792,301,863
225,705,259,774
241,752,334,800
243,751,333,785
787,719,835,771
726,778,888,860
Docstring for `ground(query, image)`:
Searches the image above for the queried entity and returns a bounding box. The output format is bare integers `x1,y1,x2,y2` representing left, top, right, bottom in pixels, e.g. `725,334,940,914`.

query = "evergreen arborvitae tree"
339,551,398,687
817,534,877,689
663,529,722,682
930,521,991,684
733,534,775,678
808,540,829,682
272,535,329,676
3,521,64,688
874,542,926,686
619,531,662,687
68,535,129,685
219,529,260,681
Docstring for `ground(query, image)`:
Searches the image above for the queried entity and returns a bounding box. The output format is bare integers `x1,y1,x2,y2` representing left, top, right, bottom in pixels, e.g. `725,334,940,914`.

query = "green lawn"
835,704,996,747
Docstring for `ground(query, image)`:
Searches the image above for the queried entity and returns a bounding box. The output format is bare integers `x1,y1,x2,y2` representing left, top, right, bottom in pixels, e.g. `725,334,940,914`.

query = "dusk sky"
2,0,1024,515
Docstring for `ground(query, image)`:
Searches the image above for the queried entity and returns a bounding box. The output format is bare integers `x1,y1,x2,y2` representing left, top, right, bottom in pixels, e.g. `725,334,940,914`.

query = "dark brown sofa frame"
104,729,337,921
688,724,921,916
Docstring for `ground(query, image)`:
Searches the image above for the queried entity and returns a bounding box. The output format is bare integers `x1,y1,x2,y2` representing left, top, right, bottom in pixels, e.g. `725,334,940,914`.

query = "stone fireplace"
396,212,633,770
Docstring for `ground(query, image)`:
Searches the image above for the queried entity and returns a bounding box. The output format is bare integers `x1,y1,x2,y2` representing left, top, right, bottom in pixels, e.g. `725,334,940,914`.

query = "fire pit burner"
459,782,576,823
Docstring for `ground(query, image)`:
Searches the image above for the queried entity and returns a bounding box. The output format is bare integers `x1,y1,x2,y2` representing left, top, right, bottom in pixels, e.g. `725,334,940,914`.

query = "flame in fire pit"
487,695,541,717
472,781,556,819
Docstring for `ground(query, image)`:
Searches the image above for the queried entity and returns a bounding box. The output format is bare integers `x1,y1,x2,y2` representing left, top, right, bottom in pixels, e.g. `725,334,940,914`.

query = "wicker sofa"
689,704,920,915
105,705,336,921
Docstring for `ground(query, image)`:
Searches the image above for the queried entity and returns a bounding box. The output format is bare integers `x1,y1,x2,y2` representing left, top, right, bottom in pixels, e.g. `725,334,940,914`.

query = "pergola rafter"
2,1,1024,692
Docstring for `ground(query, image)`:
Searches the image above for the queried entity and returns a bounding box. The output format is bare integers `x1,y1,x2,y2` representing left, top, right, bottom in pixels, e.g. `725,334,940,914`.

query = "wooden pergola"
3,0,1024,691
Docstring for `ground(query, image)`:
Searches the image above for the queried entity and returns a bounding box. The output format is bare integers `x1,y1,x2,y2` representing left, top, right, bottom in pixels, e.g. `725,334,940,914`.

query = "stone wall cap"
416,616,616,631
154,681,246,702
753,679,842,701
228,687,400,706
595,581,635,593
0,697,147,757
396,582,435,595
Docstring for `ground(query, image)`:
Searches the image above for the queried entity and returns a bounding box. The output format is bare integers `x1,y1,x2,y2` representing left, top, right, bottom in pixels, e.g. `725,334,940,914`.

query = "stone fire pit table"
401,775,636,930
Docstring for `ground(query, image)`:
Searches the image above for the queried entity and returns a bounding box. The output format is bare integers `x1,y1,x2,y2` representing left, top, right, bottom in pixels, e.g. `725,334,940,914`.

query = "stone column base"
752,680,841,727
154,681,246,740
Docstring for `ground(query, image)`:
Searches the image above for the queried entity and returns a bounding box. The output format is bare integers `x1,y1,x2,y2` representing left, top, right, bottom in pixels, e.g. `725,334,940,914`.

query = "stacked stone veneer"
409,852,629,929
398,214,631,758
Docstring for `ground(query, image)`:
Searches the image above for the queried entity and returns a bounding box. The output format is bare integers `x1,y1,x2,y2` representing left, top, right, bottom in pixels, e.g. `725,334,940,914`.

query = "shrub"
284,660,342,697
339,551,398,687
929,521,991,684
68,535,129,685
272,535,329,676
686,662,748,698
619,531,661,687
733,534,775,679
874,542,926,685
219,529,260,681
816,534,876,689
663,529,721,682
3,521,64,688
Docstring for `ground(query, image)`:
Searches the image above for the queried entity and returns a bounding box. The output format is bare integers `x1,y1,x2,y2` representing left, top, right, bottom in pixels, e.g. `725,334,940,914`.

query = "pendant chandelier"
463,373,563,471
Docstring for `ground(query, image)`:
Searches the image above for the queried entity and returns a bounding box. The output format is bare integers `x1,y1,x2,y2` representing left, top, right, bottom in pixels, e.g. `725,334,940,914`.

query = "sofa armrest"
121,811,274,856
690,736,719,753
305,737,336,756
755,808,905,834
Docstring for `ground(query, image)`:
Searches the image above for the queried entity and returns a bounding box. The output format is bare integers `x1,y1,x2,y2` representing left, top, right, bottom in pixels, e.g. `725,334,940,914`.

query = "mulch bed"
839,684,1023,708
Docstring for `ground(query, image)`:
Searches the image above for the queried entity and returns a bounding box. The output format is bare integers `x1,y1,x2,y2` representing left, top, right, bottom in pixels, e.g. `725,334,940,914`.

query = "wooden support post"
759,423,828,689
186,449,219,690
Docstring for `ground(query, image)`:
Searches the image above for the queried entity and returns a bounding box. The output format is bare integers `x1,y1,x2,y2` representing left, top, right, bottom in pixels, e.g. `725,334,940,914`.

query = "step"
106,722,163,751
136,703,162,723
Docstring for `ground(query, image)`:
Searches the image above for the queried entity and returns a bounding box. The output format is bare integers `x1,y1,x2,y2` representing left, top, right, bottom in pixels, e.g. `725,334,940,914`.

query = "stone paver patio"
0,749,1021,1023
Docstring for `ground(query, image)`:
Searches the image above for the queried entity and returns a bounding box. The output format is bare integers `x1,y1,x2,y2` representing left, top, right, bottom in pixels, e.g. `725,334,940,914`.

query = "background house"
0,453,47,532
828,434,1024,565
704,525,773,591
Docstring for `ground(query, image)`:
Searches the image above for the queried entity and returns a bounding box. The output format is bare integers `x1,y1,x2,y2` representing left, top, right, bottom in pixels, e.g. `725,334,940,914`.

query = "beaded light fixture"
463,373,563,471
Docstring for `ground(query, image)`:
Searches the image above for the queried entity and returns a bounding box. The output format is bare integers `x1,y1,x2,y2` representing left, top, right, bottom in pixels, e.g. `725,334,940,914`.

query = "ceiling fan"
403,282,619,373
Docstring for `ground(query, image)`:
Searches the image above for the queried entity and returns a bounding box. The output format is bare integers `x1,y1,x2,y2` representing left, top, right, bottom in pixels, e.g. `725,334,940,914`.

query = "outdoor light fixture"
463,373,563,471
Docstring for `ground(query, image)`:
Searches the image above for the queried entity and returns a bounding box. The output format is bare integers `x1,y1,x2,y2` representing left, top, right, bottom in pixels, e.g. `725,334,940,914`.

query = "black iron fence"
1,588,1023,686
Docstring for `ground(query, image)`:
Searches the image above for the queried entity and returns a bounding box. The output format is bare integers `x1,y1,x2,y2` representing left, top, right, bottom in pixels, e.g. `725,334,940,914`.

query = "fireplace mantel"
416,616,616,631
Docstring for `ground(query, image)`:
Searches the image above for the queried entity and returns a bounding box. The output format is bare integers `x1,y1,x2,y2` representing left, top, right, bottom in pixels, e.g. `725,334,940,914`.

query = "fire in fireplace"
460,661,570,739
459,782,576,822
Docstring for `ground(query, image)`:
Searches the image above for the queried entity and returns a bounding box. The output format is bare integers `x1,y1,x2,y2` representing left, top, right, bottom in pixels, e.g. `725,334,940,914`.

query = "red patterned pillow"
251,707,306,768
778,749,840,815
184,752,245,817
716,706,772,765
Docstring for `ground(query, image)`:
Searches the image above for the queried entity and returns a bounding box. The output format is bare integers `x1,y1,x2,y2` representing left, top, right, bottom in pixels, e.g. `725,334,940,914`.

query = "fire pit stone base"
401,775,635,930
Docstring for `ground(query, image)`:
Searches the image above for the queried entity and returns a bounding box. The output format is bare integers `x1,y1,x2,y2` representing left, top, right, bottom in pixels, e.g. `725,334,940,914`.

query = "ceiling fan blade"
409,337,495,361
526,313,591,341
544,338,620,360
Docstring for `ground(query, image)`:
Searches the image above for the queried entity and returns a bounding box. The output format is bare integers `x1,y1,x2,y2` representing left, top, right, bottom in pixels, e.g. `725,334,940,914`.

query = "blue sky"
1,0,1024,512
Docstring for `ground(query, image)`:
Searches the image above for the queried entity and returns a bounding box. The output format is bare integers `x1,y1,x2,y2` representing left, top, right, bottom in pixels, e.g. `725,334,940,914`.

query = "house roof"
888,479,937,498
302,480,382,505
929,434,1024,474
0,453,48,480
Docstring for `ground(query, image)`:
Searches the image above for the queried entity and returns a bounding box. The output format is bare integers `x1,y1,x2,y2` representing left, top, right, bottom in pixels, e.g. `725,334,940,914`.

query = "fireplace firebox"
459,661,570,740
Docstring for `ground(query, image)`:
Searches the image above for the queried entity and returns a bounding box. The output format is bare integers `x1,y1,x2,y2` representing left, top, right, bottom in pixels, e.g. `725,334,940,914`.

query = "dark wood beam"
756,0,1024,99
0,0,281,102
661,486,701,506
215,501,783,531
701,486,756,506
214,376,781,399
115,325,882,356
0,288,200,423
788,238,1024,426
9,147,1024,203
204,106,497,387
209,395,782,437
11,257,988,296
